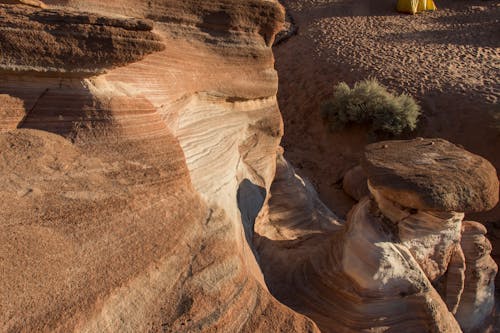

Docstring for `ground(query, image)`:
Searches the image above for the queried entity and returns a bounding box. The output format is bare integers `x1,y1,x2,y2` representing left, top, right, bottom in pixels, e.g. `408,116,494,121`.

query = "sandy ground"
275,0,500,219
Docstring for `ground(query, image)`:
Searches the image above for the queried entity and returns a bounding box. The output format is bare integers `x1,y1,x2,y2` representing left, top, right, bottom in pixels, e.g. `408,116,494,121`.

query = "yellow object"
397,0,419,14
397,0,436,14
426,0,437,11
417,0,427,11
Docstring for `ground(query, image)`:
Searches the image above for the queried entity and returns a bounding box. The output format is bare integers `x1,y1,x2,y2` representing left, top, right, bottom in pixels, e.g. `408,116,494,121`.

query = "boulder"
342,165,369,201
362,138,499,212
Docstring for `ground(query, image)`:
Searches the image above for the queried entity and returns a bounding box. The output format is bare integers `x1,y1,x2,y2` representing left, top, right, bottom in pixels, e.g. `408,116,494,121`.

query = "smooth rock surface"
362,138,499,212
439,245,466,314
258,197,463,332
257,153,342,241
342,164,369,201
371,185,465,283
455,221,498,332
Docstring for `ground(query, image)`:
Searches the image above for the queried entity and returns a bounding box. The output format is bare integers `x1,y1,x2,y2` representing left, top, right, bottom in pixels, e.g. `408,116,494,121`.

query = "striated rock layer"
0,5,164,74
257,138,499,333
456,221,498,331
0,1,320,332
2,2,499,333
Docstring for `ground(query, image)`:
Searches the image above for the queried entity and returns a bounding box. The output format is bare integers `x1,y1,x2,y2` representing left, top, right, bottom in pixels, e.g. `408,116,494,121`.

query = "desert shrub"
321,79,421,135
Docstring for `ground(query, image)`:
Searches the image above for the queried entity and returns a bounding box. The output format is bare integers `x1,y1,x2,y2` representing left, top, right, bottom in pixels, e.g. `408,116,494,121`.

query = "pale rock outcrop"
455,221,498,332
256,152,342,241
440,244,466,314
257,138,498,332
0,1,321,332
362,138,499,332
370,184,464,283
258,194,463,332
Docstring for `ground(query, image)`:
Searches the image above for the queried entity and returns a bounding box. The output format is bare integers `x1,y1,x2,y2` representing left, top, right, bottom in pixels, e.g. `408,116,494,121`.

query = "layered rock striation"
0,1,320,332
1,1,499,332
0,4,163,74
258,138,499,332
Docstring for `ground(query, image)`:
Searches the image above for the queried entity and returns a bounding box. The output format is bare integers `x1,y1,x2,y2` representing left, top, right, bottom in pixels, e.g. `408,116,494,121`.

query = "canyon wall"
1,1,498,333
0,1,319,331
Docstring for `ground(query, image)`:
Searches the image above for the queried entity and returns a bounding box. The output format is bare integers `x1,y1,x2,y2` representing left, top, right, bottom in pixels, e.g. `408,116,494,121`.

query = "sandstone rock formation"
1,1,499,333
0,0,46,8
362,138,499,213
456,221,498,331
342,164,368,201
0,5,163,73
256,152,342,241
363,139,499,332
0,1,320,332
257,138,499,332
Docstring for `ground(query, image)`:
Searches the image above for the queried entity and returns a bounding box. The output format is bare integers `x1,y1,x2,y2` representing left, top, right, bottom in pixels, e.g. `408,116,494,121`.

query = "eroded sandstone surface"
0,1,319,332
258,138,499,332
1,1,499,333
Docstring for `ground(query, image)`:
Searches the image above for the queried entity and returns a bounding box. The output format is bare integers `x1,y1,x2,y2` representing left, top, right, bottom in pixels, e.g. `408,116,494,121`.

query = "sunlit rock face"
456,221,498,332
2,1,499,332
361,138,499,213
257,138,499,333
0,1,321,332
362,139,499,332
370,184,465,284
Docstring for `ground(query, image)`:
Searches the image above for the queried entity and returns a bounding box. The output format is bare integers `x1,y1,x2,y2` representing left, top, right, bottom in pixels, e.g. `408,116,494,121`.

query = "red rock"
0,1,319,332
362,138,499,212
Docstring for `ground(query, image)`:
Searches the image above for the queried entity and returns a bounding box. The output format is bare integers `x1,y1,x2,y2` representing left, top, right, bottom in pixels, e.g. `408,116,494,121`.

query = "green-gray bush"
321,79,421,135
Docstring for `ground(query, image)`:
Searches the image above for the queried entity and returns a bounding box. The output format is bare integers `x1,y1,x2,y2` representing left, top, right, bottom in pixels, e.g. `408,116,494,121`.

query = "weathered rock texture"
2,2,499,333
257,138,499,333
256,152,342,241
362,138,499,213
0,5,163,73
456,221,498,331
342,164,368,201
0,1,320,332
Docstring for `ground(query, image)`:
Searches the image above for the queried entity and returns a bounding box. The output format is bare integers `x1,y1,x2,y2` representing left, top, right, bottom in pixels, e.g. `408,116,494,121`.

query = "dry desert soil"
275,0,500,219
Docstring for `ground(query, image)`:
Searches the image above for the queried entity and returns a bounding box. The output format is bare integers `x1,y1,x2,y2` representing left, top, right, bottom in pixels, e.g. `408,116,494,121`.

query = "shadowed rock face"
342,164,369,201
257,153,342,241
456,221,498,331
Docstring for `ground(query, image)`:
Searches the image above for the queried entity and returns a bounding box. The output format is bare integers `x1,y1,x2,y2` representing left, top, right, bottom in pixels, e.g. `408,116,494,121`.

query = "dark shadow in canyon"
196,10,233,39
281,0,397,21
14,86,111,141
237,178,266,247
